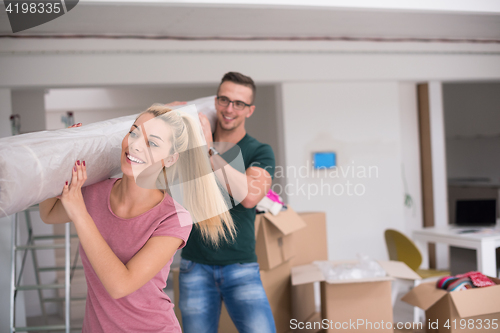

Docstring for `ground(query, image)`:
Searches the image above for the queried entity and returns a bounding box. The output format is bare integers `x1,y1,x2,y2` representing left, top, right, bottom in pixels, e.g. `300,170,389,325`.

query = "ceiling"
0,2,500,42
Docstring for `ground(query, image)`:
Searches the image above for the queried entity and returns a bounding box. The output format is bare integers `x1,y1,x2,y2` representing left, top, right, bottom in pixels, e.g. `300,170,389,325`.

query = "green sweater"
181,134,275,265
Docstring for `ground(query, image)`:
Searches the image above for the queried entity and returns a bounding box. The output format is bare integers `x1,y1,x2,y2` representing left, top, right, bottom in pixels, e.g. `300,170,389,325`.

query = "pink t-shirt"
80,178,192,333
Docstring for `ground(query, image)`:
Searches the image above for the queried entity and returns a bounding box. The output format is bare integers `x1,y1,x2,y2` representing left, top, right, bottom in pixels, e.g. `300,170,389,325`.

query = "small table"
413,226,500,277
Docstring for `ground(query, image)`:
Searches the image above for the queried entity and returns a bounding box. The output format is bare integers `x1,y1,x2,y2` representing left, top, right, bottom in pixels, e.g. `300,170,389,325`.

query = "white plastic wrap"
313,254,386,282
0,95,218,218
186,95,217,131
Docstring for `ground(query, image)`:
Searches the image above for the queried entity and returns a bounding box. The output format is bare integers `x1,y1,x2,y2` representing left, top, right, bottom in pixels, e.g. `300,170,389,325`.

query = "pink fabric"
80,178,192,333
266,189,284,205
456,271,495,288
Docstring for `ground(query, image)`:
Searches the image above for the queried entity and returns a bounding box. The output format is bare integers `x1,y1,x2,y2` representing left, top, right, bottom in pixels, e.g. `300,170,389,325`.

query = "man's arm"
198,113,273,208
210,154,272,208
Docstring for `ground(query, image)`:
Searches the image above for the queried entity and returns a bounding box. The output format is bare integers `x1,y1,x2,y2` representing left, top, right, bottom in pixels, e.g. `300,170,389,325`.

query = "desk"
413,226,500,277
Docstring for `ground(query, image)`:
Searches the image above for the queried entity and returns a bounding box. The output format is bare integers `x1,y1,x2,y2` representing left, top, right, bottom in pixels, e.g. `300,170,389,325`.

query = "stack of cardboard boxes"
173,208,418,333
173,207,500,333
289,212,422,333
291,260,421,333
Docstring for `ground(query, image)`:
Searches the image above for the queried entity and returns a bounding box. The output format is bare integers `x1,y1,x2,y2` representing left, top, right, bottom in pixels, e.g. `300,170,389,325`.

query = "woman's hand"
58,160,88,222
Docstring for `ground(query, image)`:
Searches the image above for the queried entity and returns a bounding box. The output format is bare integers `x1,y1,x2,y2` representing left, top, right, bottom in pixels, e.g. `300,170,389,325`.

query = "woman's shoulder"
151,195,192,244
157,194,192,228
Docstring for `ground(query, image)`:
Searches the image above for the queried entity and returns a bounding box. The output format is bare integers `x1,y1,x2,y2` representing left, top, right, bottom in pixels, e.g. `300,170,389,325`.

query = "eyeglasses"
216,96,252,110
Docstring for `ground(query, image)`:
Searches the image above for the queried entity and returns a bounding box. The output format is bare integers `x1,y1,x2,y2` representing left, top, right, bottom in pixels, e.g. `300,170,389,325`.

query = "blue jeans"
178,259,276,333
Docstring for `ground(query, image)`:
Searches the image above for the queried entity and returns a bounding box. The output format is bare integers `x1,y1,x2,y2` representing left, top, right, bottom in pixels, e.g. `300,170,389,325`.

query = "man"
178,72,276,333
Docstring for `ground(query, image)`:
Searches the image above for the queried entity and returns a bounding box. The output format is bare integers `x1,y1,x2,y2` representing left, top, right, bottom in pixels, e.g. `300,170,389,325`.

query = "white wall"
281,81,405,261
11,90,46,134
0,89,12,138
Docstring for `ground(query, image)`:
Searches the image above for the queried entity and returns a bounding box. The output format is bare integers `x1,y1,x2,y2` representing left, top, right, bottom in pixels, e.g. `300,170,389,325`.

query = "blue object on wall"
313,152,336,169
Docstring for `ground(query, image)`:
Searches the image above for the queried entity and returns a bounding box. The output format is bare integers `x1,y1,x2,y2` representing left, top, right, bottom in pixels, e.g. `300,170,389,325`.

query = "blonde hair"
135,104,235,246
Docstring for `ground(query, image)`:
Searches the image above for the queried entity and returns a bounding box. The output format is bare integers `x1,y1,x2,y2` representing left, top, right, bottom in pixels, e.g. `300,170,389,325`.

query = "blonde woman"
39,105,234,333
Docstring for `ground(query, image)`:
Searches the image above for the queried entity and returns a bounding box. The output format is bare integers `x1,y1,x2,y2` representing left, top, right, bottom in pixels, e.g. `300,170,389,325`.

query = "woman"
39,104,234,333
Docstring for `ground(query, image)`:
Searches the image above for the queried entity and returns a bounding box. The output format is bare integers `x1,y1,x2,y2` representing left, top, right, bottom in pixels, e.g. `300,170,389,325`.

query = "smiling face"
215,81,255,133
121,112,178,186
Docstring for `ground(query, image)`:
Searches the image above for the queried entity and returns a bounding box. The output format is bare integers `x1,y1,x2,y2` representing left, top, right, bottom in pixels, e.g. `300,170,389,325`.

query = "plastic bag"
313,254,386,282
0,96,218,218
184,95,217,131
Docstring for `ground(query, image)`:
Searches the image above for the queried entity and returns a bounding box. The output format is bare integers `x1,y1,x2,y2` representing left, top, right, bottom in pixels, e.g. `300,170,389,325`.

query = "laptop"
455,199,497,227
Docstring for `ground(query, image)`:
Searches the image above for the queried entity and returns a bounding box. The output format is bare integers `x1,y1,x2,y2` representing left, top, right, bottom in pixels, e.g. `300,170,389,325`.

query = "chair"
384,229,450,279
384,229,450,323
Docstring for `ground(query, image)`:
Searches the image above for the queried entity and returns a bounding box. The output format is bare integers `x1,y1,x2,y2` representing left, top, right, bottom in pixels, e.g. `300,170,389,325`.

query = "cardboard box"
402,277,500,332
290,212,328,330
291,260,421,333
290,212,328,267
172,261,293,333
218,302,238,333
289,310,323,333
292,282,318,326
255,207,307,271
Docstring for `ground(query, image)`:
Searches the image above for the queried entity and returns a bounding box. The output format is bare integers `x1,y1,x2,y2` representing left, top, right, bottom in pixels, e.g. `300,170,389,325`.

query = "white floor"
394,291,418,324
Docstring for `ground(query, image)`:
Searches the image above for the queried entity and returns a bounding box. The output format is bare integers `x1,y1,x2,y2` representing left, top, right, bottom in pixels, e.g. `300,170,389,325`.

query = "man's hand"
198,113,213,147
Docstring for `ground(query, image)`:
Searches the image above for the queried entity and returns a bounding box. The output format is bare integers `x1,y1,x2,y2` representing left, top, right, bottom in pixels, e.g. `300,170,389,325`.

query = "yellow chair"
385,229,450,323
384,229,450,279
